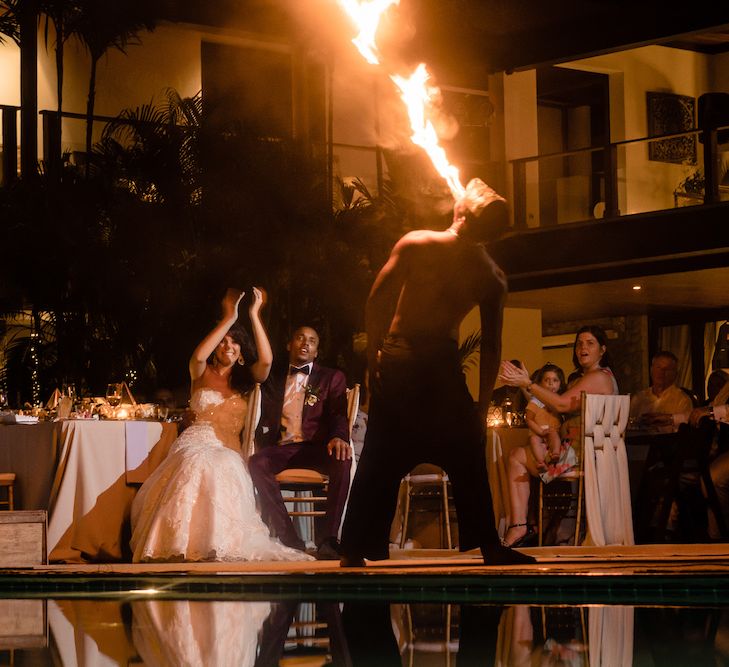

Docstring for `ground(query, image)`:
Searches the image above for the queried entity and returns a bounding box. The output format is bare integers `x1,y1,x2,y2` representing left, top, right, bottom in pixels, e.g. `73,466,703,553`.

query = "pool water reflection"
2,598,728,665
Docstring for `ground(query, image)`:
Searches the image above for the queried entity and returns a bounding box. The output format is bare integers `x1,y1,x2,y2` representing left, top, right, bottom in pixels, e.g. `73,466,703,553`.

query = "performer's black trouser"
340,335,500,560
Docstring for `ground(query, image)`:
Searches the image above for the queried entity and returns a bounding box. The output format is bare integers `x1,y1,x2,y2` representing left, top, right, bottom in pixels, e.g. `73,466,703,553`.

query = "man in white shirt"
630,351,693,432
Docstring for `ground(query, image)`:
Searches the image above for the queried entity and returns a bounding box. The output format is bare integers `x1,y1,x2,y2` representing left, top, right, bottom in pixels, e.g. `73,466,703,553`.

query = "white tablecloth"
48,420,177,562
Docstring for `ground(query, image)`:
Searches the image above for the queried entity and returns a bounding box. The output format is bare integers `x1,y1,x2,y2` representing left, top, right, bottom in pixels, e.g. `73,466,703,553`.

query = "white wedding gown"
130,387,313,562
132,600,272,667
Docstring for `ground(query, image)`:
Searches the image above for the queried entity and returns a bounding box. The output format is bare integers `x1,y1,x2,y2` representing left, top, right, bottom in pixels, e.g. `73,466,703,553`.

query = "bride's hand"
221,288,245,321
498,360,530,387
249,287,267,316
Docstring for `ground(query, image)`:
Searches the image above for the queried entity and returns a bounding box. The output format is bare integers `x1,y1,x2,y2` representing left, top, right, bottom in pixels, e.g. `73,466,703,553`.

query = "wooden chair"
396,603,458,667
398,465,455,549
538,394,586,546
240,383,262,461
275,385,360,543
0,473,16,511
648,418,728,541
539,393,633,547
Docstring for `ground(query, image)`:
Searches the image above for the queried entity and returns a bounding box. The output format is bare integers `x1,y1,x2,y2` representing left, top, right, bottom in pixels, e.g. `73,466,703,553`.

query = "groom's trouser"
340,334,500,560
249,441,352,549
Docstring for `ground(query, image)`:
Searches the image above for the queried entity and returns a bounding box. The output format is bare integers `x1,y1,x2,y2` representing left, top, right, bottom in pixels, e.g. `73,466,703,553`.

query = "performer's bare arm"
478,269,506,418
365,237,410,371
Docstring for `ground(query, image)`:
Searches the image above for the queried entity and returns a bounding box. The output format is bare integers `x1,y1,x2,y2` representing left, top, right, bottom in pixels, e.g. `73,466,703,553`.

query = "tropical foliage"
0,3,449,406
0,87,417,405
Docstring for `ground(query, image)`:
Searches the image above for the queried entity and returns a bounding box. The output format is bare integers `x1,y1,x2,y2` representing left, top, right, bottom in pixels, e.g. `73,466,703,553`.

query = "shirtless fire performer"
339,178,536,567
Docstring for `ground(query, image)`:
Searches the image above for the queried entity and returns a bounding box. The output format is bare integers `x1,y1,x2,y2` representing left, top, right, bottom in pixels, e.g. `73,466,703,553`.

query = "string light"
30,330,40,406
125,369,138,388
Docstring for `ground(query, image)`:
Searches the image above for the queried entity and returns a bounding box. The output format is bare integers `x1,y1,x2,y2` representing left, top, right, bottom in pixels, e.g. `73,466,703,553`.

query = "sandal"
501,522,538,548
501,522,527,547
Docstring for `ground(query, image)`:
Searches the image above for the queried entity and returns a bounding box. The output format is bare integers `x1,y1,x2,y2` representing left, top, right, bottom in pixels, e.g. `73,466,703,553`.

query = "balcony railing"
3,107,728,232
510,124,729,229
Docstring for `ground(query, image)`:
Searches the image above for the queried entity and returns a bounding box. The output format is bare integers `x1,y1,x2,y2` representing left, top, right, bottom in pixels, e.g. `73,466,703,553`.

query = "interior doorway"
536,66,609,225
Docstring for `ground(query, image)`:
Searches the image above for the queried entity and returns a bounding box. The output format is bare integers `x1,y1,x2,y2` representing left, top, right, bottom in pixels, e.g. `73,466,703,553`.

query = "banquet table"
48,420,178,562
625,429,683,542
485,427,530,539
0,421,60,511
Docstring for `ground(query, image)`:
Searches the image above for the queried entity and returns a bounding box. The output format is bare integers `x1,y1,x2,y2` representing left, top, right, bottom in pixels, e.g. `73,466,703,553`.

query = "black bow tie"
289,365,311,375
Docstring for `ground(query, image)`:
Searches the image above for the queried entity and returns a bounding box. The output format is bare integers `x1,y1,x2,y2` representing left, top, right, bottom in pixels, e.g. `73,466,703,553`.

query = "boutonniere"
305,383,320,407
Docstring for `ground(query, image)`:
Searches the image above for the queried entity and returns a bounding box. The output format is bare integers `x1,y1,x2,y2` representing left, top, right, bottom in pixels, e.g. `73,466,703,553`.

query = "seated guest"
498,325,619,546
630,351,693,433
248,326,352,560
690,370,729,539
526,363,568,485
495,363,566,548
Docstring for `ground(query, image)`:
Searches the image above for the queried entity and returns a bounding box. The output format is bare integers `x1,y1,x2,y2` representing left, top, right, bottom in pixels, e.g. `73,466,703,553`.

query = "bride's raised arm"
247,286,273,383
189,288,245,381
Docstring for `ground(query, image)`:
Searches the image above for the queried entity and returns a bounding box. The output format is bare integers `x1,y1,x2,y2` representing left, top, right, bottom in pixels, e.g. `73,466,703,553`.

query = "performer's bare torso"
387,230,505,341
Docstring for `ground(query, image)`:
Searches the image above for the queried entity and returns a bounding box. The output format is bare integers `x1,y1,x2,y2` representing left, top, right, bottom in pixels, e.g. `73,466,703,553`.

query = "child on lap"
525,364,573,484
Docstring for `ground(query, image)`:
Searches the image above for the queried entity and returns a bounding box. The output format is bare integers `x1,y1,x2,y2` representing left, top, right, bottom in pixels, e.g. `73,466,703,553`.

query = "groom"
248,325,352,559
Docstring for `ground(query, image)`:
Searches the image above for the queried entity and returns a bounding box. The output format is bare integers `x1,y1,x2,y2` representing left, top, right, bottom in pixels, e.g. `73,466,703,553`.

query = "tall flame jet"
335,0,466,199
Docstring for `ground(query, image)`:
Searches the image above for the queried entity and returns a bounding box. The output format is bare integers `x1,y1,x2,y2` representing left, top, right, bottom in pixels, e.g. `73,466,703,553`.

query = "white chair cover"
588,606,634,667
582,393,634,546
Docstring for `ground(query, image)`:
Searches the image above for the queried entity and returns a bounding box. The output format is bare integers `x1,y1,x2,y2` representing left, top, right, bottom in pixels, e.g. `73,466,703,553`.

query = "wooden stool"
0,473,16,511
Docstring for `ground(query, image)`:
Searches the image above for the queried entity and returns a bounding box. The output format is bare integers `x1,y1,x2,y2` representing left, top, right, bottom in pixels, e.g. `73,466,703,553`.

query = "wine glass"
106,383,123,409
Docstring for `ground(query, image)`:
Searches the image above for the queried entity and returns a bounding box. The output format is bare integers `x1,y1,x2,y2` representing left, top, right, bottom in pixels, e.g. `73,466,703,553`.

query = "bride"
130,287,313,562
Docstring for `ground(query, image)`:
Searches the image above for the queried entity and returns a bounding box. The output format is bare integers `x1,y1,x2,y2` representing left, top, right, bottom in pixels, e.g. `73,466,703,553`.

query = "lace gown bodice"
130,386,312,563
187,388,248,451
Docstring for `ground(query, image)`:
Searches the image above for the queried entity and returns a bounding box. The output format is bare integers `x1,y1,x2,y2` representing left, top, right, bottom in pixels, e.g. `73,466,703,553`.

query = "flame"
390,65,465,199
337,0,399,65
335,0,466,199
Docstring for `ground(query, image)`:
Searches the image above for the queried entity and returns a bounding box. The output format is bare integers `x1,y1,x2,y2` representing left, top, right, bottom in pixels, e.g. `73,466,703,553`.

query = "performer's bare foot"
481,544,536,565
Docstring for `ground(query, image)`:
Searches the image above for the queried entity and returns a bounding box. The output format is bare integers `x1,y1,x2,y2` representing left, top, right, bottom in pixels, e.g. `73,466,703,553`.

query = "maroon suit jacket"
255,362,349,450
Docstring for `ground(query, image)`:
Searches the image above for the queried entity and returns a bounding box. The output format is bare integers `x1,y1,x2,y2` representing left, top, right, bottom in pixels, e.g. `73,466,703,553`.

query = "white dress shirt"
629,384,693,432
279,362,313,444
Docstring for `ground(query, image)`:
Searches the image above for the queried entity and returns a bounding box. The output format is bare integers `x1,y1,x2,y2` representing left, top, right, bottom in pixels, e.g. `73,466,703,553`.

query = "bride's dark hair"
208,323,256,394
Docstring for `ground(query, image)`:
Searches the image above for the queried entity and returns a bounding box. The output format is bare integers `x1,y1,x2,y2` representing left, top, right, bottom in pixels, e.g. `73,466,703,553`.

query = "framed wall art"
647,91,697,164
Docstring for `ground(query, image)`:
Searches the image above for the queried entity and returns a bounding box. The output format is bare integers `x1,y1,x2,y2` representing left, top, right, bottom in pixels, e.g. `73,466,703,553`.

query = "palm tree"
72,0,156,177
99,88,202,209
39,0,82,168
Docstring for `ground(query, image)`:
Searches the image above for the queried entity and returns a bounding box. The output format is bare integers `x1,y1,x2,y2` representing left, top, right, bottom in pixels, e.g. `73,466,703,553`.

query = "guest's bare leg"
547,430,562,459
510,605,534,667
505,446,540,545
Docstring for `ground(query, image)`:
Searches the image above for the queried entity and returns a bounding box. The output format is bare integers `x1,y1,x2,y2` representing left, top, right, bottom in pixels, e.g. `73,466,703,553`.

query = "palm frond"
458,330,482,371
0,3,20,45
